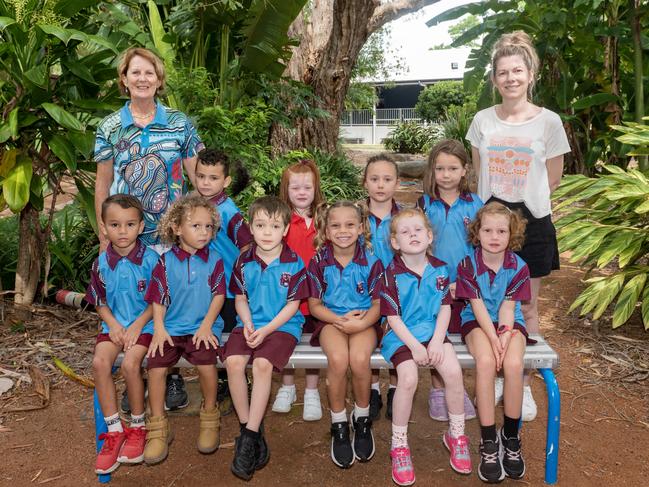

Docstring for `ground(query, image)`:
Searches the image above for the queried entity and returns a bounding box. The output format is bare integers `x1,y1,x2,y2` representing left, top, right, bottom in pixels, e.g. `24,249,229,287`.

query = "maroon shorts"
220,327,297,373
390,337,452,367
460,321,536,345
146,335,219,369
309,318,383,347
303,315,316,333
448,299,465,334
96,332,152,349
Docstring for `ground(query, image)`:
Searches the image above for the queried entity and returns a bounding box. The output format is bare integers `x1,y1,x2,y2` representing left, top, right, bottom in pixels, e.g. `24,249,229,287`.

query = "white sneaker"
303,390,322,421
272,385,296,413
495,377,504,406
521,385,537,421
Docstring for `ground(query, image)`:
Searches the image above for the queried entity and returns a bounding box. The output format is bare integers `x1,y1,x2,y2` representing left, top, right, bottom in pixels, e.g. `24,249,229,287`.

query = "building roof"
364,47,471,86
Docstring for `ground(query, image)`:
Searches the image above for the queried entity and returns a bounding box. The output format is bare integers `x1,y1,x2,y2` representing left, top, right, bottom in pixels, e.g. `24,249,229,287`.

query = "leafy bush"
383,122,443,154
415,81,466,122
441,104,477,156
0,215,19,291
553,165,649,329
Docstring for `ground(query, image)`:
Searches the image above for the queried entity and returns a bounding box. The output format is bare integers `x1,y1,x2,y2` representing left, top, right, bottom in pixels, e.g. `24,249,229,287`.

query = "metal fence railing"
340,108,422,126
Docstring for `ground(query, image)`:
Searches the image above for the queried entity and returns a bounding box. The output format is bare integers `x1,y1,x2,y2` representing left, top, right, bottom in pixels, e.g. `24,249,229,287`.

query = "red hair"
279,159,324,217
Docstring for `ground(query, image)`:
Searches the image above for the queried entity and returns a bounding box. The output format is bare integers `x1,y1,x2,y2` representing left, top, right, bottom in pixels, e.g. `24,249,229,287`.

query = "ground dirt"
1,149,648,487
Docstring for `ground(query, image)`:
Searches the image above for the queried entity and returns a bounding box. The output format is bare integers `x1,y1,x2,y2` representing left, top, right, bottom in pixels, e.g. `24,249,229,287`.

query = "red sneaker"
95,430,127,474
117,426,146,464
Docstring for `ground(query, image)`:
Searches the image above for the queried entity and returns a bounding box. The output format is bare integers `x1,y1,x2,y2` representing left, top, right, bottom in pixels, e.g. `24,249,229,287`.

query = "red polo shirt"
285,211,316,316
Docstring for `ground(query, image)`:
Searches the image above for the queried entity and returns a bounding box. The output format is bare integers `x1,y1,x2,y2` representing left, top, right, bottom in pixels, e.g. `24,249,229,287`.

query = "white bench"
95,333,560,484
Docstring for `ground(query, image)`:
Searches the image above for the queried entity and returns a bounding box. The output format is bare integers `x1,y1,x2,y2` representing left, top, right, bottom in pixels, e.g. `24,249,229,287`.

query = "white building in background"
340,47,471,145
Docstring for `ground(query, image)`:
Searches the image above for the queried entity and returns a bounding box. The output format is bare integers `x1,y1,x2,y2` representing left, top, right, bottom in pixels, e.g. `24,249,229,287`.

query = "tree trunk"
270,0,440,154
14,203,45,306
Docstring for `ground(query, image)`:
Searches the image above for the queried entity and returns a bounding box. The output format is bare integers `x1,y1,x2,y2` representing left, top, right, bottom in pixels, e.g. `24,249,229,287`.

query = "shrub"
415,81,466,122
553,165,649,329
0,215,19,291
383,122,443,154
441,104,477,156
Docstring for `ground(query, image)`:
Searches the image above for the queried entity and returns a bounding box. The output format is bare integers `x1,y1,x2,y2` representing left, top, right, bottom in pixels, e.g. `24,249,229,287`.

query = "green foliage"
440,104,477,155
383,122,444,154
415,81,466,122
553,166,649,329
611,118,649,157
0,215,18,290
432,14,481,49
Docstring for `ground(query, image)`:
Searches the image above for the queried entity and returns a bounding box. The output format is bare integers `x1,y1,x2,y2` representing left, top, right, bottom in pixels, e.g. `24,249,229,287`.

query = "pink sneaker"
390,447,415,486
428,388,448,421
443,432,472,474
95,430,127,474
118,426,146,464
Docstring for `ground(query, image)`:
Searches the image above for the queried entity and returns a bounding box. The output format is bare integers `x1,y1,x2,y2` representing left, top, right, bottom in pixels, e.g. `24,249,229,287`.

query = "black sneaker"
478,437,505,483
500,429,525,479
385,387,395,420
165,374,189,411
351,413,375,462
217,378,233,416
330,421,354,468
369,389,382,420
231,431,257,480
255,426,270,470
120,378,147,414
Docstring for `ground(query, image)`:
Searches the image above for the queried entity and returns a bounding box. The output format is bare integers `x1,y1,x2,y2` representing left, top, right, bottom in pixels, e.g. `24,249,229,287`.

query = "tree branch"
369,0,441,33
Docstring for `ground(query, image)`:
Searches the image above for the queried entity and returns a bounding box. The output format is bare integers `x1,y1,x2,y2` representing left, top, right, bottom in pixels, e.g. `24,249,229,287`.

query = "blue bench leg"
539,368,560,484
94,376,114,483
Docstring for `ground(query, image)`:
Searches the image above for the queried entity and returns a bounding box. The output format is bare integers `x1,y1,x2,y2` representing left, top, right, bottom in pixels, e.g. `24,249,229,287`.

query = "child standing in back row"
363,154,401,420
272,159,325,421
143,194,226,465
88,194,159,475
380,208,471,486
456,202,531,483
307,201,384,469
417,139,482,422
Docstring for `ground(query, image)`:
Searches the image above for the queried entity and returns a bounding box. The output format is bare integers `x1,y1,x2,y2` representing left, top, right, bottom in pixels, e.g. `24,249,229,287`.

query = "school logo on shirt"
463,216,471,229
280,272,291,287
137,279,147,292
436,276,446,291
356,282,366,295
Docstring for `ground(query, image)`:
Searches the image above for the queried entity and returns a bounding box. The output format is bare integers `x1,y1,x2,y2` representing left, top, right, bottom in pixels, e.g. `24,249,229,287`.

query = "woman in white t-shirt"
466,31,571,424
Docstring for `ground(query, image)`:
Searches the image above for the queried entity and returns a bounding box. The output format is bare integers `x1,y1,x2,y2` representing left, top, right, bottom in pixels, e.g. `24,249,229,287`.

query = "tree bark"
14,204,45,306
271,0,440,154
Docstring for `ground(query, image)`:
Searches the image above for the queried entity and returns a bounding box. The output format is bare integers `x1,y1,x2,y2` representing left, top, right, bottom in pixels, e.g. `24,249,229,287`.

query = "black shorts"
487,197,560,278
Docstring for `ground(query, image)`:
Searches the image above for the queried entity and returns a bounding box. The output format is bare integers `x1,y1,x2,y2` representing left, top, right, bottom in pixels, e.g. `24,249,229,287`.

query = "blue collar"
119,101,168,128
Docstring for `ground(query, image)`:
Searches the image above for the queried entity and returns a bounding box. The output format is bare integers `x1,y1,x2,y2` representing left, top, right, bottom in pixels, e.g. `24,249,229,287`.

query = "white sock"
354,403,370,419
304,388,319,397
281,384,296,392
331,409,347,423
448,412,465,438
371,381,380,392
105,413,123,433
389,384,397,390
130,412,145,429
391,423,408,449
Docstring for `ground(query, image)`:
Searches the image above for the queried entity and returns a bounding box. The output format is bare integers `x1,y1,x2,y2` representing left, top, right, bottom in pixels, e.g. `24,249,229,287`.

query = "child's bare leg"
226,355,251,424
247,358,274,432
196,364,218,410
371,369,380,385
305,370,320,389
92,342,122,417
120,345,148,416
348,326,377,409
392,360,418,428
502,334,526,418
465,329,497,426
430,369,444,388
147,367,168,417
389,369,397,386
319,326,350,413
436,343,464,415
281,369,295,386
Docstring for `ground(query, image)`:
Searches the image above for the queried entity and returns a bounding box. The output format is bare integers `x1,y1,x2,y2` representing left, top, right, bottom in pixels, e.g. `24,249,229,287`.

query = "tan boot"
197,405,221,454
144,415,173,465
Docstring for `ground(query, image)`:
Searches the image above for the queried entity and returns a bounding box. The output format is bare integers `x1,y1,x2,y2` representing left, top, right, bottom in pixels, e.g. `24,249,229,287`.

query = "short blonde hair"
468,202,527,251
157,194,220,245
389,208,434,255
117,47,166,96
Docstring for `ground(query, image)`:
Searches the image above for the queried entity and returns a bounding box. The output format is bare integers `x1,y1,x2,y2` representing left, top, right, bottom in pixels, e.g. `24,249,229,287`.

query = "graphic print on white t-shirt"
486,135,534,201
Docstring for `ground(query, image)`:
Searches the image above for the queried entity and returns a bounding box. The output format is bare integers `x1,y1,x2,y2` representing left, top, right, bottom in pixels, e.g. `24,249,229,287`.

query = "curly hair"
423,139,472,196
467,202,527,251
278,159,324,218
314,200,372,251
156,194,220,245
388,208,434,255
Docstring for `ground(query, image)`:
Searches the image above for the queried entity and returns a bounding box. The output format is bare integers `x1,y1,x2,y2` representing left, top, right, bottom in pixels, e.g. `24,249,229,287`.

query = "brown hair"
314,201,372,251
117,47,166,96
248,195,292,227
278,159,324,217
423,139,471,196
467,202,527,251
101,193,144,222
157,194,220,245
389,208,434,255
362,153,399,183
490,31,539,100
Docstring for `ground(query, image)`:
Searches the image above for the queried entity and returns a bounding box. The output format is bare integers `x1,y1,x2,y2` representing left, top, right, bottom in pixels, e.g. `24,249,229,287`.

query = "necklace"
130,107,155,119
